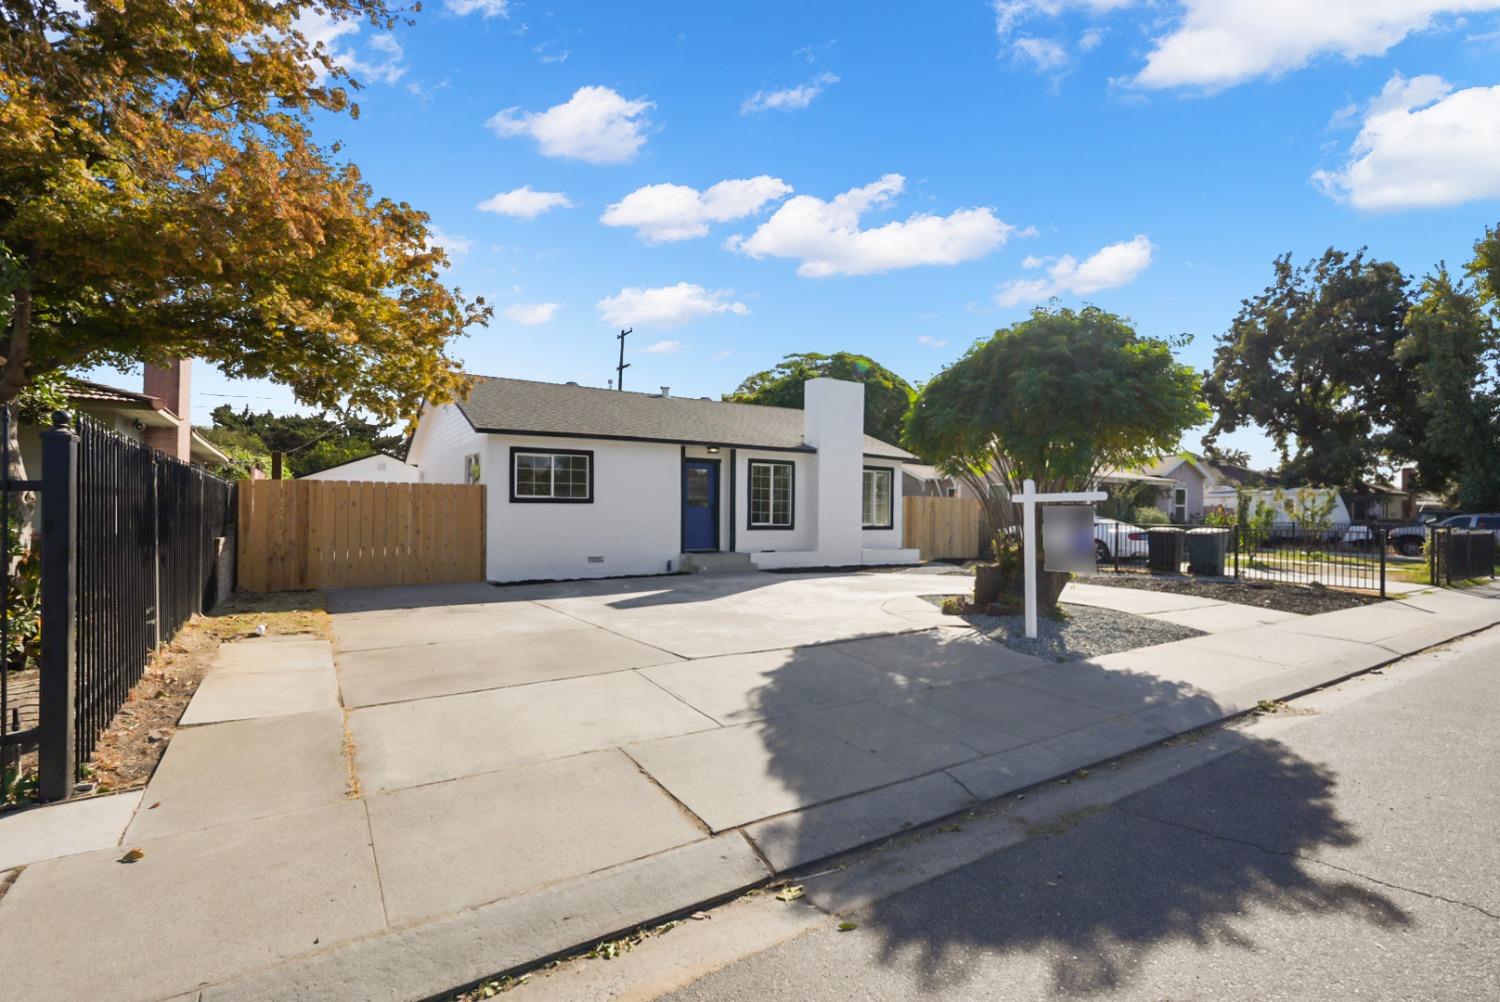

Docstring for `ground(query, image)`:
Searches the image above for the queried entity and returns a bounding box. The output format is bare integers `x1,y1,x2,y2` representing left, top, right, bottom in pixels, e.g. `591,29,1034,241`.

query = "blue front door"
682,459,720,551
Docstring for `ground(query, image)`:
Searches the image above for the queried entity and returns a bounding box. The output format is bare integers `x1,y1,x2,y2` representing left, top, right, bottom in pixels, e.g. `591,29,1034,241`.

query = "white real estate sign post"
1020,478,1107,640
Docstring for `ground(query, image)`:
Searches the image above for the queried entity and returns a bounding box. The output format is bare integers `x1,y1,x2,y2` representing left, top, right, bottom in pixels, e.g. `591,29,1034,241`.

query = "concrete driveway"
322,570,1334,921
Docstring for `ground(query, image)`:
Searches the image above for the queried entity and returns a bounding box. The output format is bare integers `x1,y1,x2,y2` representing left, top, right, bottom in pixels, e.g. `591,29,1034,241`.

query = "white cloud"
728,174,1015,278
596,283,750,328
426,226,472,259
446,0,509,16
641,340,682,354
477,186,574,218
292,11,406,85
1133,1,1500,91
601,176,792,243
995,234,1154,306
488,86,654,164
992,1,1133,68
713,349,735,360
1013,36,1071,70
503,302,561,326
992,1,1500,91
916,335,950,348
741,72,840,114
1313,73,1500,210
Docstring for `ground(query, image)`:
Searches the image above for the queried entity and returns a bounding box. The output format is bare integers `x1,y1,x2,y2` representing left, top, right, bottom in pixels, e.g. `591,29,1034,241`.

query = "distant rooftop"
453,376,913,459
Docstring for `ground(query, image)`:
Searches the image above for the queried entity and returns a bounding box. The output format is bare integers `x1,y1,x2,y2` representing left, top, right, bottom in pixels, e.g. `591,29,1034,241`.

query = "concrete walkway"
1,574,1496,1002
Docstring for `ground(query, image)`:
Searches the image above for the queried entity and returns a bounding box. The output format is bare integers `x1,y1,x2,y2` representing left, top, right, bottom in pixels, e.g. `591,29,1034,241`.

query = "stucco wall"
729,448,818,554
483,433,682,582
861,460,906,551
410,402,483,485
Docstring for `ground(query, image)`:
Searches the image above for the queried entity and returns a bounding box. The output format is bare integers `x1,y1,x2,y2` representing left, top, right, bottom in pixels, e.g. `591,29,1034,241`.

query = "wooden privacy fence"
238,480,485,591
903,495,984,561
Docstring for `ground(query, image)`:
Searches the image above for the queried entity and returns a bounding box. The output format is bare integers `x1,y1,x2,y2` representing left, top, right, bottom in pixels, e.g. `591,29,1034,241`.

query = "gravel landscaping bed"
920,595,1205,661
1074,573,1383,615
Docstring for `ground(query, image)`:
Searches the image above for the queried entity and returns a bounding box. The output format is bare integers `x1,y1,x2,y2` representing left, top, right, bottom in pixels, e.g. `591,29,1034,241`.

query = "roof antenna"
616,328,632,391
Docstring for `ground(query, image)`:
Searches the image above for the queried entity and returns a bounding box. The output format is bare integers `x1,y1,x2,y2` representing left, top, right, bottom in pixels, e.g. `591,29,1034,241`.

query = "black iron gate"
1430,527,1497,585
3,410,234,801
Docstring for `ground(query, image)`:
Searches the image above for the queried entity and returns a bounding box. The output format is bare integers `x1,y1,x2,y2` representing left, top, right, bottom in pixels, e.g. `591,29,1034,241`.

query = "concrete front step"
679,551,757,574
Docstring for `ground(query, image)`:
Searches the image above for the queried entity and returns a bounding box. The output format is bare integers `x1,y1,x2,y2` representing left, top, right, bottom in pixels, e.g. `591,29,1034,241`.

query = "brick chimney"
142,359,192,460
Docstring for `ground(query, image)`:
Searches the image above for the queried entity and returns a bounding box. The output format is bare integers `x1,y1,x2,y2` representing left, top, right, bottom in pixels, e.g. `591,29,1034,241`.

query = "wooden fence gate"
237,480,485,591
903,495,983,561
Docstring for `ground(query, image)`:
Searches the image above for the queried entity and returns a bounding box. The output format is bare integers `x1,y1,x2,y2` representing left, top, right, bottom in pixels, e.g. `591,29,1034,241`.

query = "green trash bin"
1146,526,1185,572
1187,527,1231,576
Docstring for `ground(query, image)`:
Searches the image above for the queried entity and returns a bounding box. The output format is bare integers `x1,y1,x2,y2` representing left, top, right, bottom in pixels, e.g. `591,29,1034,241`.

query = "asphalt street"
652,628,1500,1002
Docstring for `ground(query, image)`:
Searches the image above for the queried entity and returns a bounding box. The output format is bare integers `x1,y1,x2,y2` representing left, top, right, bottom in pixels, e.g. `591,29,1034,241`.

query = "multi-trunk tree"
904,305,1207,608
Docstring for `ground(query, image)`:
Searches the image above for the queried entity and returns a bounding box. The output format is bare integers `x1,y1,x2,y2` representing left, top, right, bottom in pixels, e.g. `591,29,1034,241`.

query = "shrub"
1132,506,1170,525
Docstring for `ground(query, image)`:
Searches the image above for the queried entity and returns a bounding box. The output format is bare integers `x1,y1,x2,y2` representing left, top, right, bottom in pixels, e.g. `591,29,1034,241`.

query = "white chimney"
803,378,865,564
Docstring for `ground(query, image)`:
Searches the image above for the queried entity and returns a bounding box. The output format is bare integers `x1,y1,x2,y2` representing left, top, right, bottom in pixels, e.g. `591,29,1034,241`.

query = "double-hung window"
748,460,794,528
510,448,593,502
862,466,894,529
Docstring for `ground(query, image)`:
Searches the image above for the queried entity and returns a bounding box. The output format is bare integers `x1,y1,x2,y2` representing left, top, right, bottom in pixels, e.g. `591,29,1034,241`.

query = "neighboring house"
902,463,962,498
299,452,420,483
1105,453,1278,523
1343,479,1410,523
405,375,921,583
21,362,227,475
1096,467,1178,514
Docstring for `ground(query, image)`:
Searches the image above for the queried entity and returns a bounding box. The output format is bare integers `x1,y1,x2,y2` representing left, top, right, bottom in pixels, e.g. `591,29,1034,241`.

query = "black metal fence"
3,410,234,800
1430,527,1497,585
2,406,42,789
76,415,234,767
1094,520,1390,595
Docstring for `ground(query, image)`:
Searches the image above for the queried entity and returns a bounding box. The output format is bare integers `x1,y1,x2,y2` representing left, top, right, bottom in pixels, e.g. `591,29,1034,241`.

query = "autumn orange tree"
0,0,487,431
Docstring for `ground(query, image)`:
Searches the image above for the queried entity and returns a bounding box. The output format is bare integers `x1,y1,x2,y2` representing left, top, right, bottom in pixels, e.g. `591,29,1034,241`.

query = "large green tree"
725,352,915,445
904,306,1206,606
202,404,404,478
0,0,487,426
1202,249,1413,488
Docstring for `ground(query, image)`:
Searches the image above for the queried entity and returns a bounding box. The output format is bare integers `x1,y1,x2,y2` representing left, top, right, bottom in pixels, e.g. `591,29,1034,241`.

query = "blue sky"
89,1,1500,467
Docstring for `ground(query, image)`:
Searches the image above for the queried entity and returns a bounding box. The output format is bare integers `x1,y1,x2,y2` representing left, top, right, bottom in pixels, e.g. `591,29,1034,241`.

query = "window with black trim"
862,466,894,529
510,448,593,502
748,460,793,528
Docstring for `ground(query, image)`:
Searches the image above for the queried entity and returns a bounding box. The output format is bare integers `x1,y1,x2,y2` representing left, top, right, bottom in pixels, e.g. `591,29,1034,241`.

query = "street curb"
195,835,769,1002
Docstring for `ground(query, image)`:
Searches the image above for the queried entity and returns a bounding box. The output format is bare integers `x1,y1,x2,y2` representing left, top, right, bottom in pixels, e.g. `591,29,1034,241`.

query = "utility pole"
616,328,632,391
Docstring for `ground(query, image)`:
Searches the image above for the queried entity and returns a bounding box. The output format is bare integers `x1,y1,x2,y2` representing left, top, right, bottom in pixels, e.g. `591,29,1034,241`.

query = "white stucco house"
405,375,921,583
299,452,420,483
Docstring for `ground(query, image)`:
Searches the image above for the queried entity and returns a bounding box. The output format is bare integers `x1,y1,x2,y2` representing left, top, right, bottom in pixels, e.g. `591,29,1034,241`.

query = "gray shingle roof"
454,376,913,460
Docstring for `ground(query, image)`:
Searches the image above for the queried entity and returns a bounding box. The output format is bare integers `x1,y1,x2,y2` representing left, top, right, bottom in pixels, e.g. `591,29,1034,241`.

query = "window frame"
746,459,795,530
861,465,896,530
508,446,594,504
463,452,482,485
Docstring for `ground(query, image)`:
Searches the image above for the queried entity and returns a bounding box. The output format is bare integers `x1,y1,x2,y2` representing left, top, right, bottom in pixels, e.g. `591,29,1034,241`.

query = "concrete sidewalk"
0,576,1496,1002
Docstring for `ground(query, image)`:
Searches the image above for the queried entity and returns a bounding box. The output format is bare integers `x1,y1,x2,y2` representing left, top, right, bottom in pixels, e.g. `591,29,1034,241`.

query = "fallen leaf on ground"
837,921,858,932
774,885,805,902
119,848,145,863
690,911,711,921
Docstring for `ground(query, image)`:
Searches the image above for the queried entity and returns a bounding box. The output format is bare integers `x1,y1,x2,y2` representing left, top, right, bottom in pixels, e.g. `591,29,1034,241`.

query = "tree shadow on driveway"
744,632,1412,997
